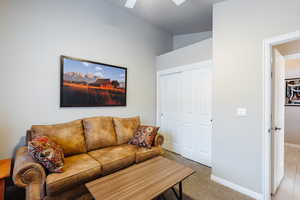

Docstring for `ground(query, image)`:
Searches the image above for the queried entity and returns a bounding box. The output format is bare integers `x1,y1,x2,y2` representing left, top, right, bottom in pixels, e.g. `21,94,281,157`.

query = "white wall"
213,0,300,194
157,38,212,71
173,31,212,50
0,0,172,159
285,58,300,145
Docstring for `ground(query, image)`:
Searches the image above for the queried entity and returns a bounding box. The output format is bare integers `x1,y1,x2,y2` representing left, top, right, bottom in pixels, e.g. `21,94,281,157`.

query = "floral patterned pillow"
28,136,64,173
129,125,159,148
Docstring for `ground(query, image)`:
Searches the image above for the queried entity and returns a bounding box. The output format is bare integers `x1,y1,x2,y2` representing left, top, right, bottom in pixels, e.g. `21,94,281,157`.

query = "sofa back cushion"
31,120,87,156
83,116,117,151
113,116,140,145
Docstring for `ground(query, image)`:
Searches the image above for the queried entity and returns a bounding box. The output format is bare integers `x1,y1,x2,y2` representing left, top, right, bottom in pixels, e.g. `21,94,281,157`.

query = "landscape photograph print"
60,56,127,107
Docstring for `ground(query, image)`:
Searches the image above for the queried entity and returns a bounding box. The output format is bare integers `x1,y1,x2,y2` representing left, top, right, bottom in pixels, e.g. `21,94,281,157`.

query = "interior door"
271,48,285,194
159,72,182,153
181,67,212,166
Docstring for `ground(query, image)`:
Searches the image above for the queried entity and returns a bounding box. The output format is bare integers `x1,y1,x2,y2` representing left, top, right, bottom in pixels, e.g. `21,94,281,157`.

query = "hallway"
272,144,300,200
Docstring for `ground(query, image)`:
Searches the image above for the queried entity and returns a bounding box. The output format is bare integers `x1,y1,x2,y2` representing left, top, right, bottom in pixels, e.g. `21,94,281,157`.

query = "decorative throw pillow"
28,136,64,173
129,125,159,148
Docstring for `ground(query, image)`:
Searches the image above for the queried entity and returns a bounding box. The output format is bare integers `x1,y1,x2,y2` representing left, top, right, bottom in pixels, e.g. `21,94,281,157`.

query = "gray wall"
157,38,212,71
212,0,300,194
173,31,212,50
285,59,300,145
0,0,172,159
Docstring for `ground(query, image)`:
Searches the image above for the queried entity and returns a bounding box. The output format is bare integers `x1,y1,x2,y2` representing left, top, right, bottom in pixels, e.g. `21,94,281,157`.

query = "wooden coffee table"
85,156,194,200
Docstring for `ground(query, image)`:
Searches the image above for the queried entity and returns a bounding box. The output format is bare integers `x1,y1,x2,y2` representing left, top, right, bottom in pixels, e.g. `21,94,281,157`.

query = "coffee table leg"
179,181,182,200
171,181,183,200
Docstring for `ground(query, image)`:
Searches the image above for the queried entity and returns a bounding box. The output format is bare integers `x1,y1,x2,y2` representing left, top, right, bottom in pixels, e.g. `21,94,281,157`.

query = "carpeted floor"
271,144,300,200
162,150,254,200
6,150,254,200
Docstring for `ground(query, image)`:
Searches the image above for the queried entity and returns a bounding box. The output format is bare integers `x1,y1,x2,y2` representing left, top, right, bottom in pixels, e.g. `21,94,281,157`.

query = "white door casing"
263,31,300,200
271,48,285,194
157,60,212,166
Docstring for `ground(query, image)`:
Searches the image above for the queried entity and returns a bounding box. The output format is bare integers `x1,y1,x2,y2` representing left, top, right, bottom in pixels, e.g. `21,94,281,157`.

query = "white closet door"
181,67,212,166
157,62,212,166
159,72,182,153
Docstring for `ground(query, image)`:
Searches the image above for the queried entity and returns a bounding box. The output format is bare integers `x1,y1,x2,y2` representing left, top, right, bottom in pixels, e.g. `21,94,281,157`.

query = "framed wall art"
60,56,127,107
286,78,300,106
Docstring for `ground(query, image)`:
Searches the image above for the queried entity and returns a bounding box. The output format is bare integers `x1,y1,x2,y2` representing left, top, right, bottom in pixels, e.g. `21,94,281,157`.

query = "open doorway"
270,40,300,200
263,32,300,200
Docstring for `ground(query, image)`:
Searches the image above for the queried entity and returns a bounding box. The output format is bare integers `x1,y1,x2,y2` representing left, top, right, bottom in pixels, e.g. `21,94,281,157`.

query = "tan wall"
285,59,300,145
276,40,300,56
0,0,172,159
213,0,300,194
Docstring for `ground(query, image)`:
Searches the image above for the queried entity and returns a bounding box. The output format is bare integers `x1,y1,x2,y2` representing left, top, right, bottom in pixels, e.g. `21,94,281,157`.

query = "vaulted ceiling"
105,0,224,35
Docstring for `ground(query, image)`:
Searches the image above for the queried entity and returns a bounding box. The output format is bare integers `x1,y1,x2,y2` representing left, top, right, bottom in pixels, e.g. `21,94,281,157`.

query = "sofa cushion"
46,154,102,196
31,120,87,156
83,117,117,151
136,146,163,163
88,144,137,175
113,117,140,145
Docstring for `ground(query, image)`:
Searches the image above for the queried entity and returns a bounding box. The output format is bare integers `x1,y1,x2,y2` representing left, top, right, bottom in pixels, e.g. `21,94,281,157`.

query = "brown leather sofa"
12,116,164,200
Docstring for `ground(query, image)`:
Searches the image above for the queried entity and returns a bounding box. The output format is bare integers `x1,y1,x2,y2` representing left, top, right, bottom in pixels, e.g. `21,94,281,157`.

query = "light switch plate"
237,108,247,116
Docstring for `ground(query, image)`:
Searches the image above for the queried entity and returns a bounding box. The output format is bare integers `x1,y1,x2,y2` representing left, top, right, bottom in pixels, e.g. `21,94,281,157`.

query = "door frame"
262,30,300,200
156,60,213,161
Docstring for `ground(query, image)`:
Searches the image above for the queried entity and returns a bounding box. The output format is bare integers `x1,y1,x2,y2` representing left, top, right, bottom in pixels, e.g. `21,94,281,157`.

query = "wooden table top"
85,156,194,200
0,159,11,179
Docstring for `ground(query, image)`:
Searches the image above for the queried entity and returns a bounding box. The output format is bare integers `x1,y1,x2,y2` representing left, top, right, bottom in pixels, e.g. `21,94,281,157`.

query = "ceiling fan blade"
172,0,186,6
125,0,137,8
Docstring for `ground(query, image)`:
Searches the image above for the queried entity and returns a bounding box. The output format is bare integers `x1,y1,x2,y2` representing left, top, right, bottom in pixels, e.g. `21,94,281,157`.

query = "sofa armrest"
13,146,46,200
153,134,164,146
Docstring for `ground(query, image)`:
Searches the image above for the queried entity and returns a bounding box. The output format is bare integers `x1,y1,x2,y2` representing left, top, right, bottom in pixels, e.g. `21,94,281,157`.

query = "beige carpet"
162,150,254,200
272,144,300,200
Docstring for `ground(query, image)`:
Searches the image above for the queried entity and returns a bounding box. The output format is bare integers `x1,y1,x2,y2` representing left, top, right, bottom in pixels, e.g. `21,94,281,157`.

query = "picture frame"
285,78,300,106
60,55,127,107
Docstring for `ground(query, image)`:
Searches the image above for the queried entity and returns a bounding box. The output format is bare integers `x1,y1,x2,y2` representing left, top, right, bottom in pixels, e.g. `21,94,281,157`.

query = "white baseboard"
285,143,300,149
211,175,263,200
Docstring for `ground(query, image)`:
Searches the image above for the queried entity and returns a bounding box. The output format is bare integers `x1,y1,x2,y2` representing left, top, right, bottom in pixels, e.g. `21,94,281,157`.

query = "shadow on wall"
12,136,26,158
10,136,26,181
0,125,25,159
